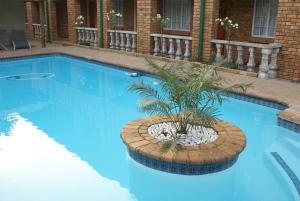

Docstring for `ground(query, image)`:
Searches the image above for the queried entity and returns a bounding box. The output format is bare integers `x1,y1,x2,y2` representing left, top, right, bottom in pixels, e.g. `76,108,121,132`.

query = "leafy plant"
129,58,251,151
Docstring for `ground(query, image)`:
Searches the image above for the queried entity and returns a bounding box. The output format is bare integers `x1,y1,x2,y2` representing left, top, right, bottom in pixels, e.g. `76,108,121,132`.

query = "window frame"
163,0,192,32
251,0,278,39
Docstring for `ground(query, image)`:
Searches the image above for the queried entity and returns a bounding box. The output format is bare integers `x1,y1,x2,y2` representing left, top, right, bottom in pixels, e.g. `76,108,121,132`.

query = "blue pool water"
0,55,299,201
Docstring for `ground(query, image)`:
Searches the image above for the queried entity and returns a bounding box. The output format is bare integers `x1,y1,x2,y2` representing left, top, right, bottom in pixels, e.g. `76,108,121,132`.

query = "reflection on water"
0,114,137,201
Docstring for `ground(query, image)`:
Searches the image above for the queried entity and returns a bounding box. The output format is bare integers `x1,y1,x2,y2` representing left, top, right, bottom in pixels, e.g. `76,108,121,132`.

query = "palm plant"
129,58,250,151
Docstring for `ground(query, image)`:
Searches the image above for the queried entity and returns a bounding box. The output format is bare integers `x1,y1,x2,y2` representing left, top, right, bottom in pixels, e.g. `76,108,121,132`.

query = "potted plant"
75,15,89,46
215,17,239,69
107,9,123,48
152,14,170,56
129,58,250,151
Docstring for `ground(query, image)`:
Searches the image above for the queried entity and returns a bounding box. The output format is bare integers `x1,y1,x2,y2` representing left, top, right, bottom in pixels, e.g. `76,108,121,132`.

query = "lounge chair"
11,30,31,50
0,41,7,50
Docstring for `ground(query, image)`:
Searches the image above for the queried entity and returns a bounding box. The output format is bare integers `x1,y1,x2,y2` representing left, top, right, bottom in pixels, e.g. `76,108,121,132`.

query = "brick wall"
24,0,300,82
67,0,81,43
136,0,159,54
193,0,220,62
25,2,34,39
275,0,300,82
49,1,58,40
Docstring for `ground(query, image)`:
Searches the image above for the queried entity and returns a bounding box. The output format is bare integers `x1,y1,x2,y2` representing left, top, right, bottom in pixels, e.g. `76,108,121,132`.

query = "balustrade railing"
151,33,192,61
75,27,98,46
211,39,281,79
32,23,47,39
107,30,137,52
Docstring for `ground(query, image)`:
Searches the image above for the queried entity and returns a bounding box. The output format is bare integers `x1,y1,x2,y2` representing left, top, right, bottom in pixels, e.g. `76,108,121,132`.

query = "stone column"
67,0,81,43
136,0,158,54
25,2,34,39
48,1,58,41
102,0,112,48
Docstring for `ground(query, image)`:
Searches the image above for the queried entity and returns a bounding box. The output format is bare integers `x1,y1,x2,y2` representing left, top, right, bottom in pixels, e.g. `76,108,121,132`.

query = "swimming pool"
0,55,299,201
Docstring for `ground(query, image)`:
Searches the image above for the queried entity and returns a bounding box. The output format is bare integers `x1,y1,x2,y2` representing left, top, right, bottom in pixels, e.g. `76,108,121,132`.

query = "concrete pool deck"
1,41,300,128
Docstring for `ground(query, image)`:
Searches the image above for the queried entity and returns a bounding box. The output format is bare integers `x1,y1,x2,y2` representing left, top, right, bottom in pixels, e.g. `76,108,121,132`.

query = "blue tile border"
219,91,288,110
1,53,299,134
128,149,238,175
278,118,300,134
271,152,300,197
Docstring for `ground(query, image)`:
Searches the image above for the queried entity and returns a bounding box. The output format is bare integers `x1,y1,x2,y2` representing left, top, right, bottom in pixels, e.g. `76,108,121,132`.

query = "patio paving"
1,40,300,126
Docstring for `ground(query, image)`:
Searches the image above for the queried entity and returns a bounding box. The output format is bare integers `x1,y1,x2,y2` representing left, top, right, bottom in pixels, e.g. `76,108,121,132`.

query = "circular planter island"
121,115,246,175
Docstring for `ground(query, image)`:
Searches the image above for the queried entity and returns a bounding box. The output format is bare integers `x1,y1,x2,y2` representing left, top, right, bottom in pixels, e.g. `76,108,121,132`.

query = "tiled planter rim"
121,115,246,174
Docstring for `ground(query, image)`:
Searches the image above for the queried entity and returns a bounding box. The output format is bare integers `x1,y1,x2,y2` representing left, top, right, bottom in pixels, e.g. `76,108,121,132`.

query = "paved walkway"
1,41,299,125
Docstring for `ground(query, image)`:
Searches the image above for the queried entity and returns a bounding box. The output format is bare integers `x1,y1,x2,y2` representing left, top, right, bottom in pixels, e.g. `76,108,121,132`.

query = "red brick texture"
275,0,300,82
24,0,300,81
67,0,81,43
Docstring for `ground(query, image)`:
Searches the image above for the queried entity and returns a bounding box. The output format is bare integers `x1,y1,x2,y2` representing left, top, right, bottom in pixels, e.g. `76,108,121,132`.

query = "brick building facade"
24,0,300,82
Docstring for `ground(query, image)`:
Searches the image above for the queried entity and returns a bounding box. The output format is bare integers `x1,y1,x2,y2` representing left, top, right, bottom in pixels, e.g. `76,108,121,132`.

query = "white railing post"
125,33,131,51
120,33,125,51
109,32,115,49
131,34,136,52
175,39,182,60
168,38,175,59
215,43,223,63
236,46,244,69
226,44,233,63
153,36,160,56
247,47,255,72
268,48,280,79
115,32,120,49
258,48,271,79
161,37,167,56
93,29,98,46
184,39,191,61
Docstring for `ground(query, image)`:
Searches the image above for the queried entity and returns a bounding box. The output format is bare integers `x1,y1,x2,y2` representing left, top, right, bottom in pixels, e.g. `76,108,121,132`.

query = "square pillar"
136,0,158,54
25,2,34,39
67,0,81,43
49,1,58,40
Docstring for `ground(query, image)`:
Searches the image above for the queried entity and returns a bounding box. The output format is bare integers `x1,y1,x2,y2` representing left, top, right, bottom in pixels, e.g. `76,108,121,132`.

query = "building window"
252,0,278,38
112,0,124,26
163,0,192,31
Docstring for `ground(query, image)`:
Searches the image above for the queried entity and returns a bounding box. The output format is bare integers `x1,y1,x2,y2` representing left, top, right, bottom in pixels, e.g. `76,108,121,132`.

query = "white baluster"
161,37,167,56
236,46,244,69
247,47,255,72
131,34,136,52
258,48,271,79
93,30,98,46
79,29,83,43
226,44,233,63
268,48,280,79
184,40,191,61
120,33,125,51
115,32,120,49
109,32,115,49
175,39,182,60
126,34,131,51
76,29,80,43
86,29,91,44
215,43,222,63
168,38,175,59
153,36,160,56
